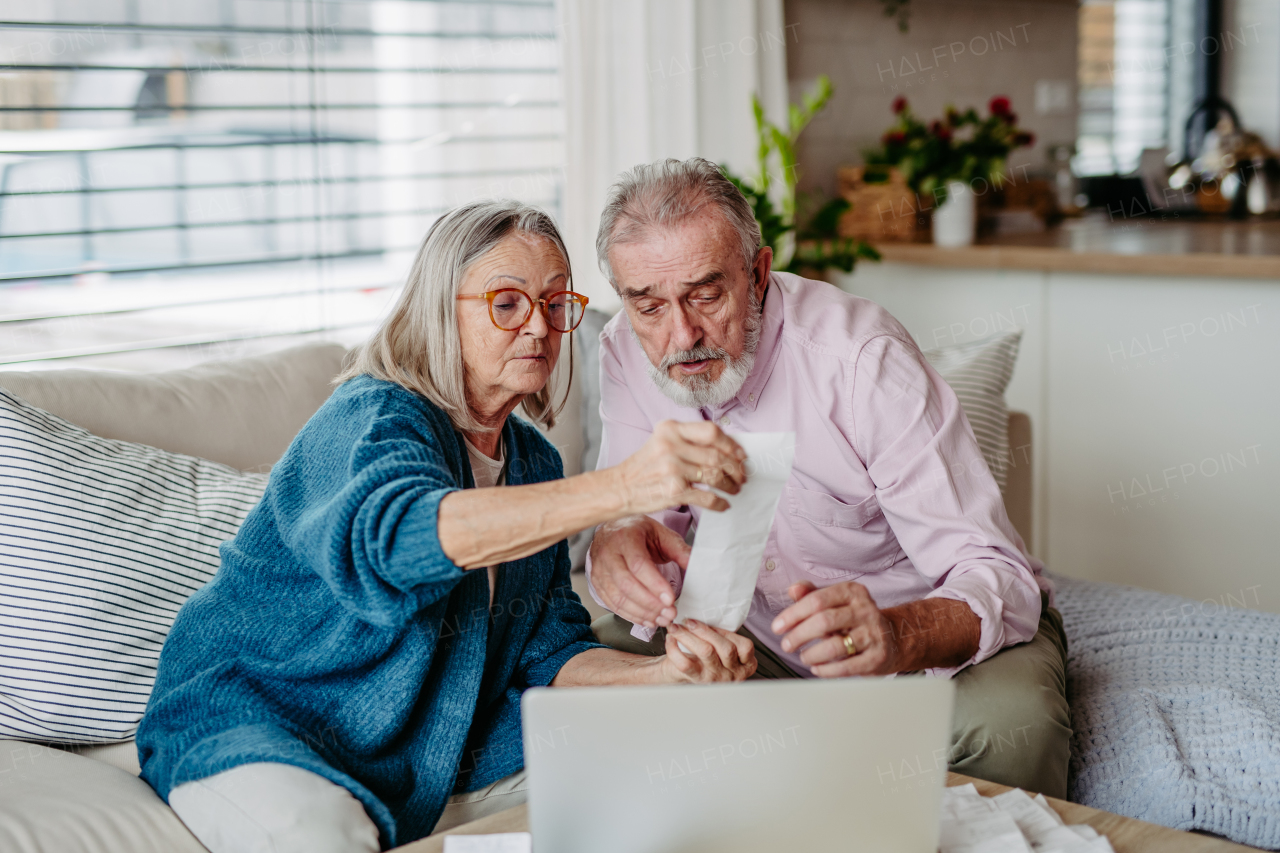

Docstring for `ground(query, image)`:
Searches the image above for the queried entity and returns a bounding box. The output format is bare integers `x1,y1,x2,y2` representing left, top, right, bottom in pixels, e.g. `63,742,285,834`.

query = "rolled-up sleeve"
849,334,1041,677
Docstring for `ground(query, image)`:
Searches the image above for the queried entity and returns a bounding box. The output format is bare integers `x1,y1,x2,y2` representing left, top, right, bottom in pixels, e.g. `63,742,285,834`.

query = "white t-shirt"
463,437,505,607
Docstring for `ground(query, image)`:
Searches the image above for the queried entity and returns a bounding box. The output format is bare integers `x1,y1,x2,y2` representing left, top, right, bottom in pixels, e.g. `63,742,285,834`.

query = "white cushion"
0,388,267,743
0,342,348,473
923,330,1022,493
0,740,204,853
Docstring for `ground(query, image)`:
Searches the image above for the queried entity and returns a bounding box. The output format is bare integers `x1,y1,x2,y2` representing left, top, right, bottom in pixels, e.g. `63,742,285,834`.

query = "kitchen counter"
874,214,1280,279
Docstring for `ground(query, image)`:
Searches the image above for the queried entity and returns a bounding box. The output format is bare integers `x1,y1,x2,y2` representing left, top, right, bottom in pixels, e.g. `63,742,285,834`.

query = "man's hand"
770,582,982,677
771,582,902,677
658,620,757,683
590,421,746,629
588,515,689,629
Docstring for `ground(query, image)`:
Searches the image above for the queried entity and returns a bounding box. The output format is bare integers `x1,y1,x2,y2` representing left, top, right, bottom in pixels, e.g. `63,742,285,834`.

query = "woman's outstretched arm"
437,420,745,569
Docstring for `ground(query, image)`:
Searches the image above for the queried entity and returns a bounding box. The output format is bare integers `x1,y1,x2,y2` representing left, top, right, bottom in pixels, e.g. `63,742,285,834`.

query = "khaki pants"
592,595,1071,799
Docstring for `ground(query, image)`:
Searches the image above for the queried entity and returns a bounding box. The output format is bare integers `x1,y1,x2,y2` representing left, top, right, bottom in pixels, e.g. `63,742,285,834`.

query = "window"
0,0,563,370
1076,0,1175,176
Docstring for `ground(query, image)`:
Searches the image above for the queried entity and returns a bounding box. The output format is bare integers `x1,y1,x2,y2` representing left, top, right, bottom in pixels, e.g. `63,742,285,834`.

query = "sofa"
0,336,1034,853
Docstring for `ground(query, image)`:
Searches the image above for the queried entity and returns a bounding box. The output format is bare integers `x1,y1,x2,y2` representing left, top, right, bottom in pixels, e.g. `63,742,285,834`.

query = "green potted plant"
864,95,1034,246
723,76,879,274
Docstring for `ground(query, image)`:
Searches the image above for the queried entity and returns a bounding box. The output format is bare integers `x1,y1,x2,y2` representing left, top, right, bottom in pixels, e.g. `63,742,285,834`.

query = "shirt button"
718,416,730,427
765,559,776,571
748,393,756,403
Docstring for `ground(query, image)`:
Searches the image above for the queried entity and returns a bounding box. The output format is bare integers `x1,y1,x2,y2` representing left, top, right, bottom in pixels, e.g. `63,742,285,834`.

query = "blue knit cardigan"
137,374,602,848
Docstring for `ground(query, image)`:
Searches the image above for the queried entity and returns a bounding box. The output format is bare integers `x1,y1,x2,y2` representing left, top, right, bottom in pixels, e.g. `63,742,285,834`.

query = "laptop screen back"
522,677,954,853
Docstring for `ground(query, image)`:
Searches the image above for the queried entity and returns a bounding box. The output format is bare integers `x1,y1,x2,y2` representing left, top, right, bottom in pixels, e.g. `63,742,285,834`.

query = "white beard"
636,304,763,410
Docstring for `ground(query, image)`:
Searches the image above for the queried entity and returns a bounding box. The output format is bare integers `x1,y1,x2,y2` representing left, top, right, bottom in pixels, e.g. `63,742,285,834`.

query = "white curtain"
558,0,790,311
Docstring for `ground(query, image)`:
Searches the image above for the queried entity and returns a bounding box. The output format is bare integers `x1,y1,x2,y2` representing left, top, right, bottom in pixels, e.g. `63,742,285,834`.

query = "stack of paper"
939,785,1115,853
442,832,531,853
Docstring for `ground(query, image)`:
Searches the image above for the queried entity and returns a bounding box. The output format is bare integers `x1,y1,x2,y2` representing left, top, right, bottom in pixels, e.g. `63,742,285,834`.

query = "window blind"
0,0,563,370
1076,0,1172,177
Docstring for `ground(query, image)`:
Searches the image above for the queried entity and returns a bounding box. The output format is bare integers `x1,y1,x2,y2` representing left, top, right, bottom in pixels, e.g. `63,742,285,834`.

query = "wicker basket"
836,166,932,243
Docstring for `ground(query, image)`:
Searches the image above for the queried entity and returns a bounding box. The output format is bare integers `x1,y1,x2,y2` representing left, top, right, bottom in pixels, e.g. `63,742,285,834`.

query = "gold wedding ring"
842,634,857,658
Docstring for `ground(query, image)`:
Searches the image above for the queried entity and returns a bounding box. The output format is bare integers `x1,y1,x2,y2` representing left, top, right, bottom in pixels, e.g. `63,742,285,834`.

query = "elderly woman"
137,201,755,853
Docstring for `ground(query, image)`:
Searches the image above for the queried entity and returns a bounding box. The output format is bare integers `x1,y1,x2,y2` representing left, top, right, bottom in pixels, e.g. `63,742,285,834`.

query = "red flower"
891,95,908,114
929,120,952,142
884,130,906,145
989,96,1011,117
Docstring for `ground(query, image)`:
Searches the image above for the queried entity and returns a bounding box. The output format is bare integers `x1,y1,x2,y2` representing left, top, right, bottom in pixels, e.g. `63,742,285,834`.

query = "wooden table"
399,772,1264,853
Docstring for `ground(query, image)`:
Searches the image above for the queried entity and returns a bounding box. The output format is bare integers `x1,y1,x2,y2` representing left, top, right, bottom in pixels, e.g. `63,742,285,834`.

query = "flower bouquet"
865,95,1035,206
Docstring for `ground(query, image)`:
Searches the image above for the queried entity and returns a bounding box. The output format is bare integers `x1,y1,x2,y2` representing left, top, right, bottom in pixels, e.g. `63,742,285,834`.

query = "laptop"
522,677,955,853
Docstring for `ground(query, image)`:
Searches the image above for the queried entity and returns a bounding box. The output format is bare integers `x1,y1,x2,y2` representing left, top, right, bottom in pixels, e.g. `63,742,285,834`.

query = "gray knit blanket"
1054,575,1280,849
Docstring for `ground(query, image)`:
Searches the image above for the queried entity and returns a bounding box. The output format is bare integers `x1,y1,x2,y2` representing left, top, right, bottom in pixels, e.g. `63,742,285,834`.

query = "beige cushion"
535,349,583,478
0,343,348,473
67,740,143,776
923,330,1021,494
0,740,204,853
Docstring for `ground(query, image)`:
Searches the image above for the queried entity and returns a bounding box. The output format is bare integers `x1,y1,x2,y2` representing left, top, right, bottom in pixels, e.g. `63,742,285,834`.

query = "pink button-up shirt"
587,272,1049,678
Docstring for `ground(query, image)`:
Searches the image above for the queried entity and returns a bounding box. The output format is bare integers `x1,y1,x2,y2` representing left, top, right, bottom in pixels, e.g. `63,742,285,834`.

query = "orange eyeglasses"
457,288,590,333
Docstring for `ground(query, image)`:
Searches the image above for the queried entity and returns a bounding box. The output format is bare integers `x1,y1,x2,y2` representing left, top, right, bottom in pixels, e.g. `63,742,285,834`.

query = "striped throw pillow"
0,388,267,744
923,330,1022,494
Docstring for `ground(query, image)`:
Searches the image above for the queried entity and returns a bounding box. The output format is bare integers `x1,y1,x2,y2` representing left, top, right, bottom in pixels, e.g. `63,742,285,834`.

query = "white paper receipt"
675,431,796,631
442,832,532,853
938,785,1115,853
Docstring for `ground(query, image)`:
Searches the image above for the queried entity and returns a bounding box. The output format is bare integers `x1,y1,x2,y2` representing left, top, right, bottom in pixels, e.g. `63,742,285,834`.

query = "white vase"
932,180,976,247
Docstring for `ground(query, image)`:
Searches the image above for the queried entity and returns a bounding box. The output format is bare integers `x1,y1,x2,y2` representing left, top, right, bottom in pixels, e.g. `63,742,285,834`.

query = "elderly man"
585,157,1071,798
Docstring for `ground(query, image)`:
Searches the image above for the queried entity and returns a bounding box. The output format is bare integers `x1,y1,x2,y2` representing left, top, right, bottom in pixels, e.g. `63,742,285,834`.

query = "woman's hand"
611,420,747,516
657,620,757,683
438,422,744,574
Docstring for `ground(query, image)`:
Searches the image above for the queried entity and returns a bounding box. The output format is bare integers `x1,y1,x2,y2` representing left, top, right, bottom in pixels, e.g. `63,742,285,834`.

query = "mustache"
659,345,731,371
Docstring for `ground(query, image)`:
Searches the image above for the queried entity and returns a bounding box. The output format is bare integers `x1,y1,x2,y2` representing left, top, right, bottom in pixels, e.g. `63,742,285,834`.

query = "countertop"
873,215,1280,279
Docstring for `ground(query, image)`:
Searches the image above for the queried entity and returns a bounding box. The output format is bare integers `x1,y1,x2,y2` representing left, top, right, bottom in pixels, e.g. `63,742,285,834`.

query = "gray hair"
595,157,762,289
336,199,573,432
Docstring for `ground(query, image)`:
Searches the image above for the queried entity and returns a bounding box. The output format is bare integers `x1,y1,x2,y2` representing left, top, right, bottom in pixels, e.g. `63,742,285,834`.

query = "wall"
784,0,1080,201
1222,0,1280,151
